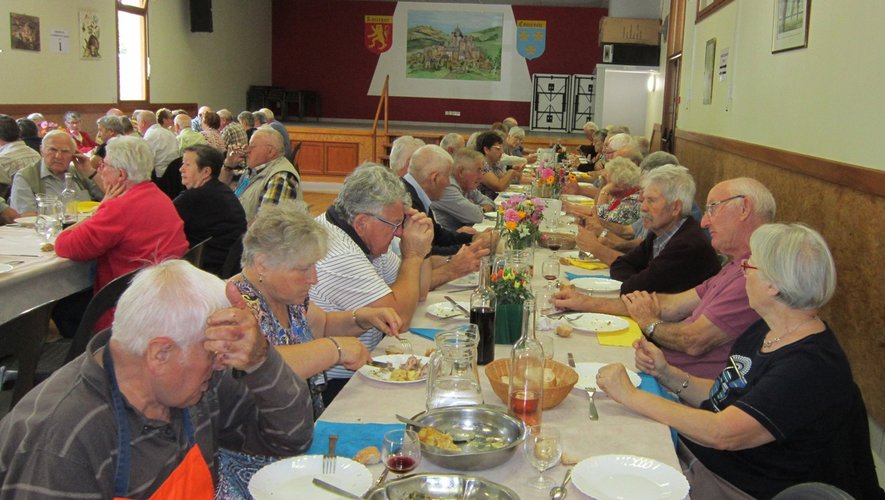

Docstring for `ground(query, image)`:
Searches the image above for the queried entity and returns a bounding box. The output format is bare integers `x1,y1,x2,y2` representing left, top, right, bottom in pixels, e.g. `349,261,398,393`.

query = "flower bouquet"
490,265,534,344
535,160,576,198
497,195,545,250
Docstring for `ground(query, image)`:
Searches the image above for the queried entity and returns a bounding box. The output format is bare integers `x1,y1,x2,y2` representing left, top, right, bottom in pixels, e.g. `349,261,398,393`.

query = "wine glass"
382,429,421,477
541,257,560,284
525,427,562,489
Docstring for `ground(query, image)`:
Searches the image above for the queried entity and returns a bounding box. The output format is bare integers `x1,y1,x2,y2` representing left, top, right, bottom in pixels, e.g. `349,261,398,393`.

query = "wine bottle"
508,299,545,429
470,256,496,365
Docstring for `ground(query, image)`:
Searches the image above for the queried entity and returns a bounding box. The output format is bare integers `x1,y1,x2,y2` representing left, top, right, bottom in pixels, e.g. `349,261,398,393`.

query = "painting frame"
10,13,41,52
79,11,101,60
703,37,716,105
771,0,811,53
405,9,503,82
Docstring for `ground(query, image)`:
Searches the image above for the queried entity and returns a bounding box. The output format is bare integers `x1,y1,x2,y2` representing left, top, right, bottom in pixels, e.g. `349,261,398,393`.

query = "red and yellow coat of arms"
365,15,393,54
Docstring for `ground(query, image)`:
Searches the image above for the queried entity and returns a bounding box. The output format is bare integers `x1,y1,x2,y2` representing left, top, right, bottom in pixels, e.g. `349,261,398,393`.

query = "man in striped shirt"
0,260,313,498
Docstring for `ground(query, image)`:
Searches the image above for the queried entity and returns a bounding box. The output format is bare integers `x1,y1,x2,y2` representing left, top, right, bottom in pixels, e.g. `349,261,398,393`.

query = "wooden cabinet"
295,141,360,176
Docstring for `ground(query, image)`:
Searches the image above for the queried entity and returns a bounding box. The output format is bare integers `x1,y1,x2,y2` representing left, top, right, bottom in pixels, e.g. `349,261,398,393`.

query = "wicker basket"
484,358,578,410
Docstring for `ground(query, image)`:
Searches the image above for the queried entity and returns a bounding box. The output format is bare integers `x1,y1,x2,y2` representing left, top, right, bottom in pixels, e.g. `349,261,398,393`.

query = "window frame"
115,0,150,104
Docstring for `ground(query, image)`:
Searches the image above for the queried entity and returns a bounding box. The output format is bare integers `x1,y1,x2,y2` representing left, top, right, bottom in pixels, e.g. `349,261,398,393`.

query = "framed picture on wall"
772,0,811,53
10,13,40,51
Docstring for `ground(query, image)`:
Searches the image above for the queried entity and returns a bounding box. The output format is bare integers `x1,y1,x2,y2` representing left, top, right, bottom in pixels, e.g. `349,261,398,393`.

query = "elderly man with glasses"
555,177,776,378
310,163,434,403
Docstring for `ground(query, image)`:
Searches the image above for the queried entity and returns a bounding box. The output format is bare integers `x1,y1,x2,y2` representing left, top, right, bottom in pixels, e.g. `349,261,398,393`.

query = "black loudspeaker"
190,0,213,33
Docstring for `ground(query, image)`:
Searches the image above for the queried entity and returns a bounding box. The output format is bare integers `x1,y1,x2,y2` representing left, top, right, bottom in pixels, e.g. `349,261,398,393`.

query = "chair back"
64,268,141,363
0,299,56,407
151,156,185,200
183,237,212,269
220,233,244,279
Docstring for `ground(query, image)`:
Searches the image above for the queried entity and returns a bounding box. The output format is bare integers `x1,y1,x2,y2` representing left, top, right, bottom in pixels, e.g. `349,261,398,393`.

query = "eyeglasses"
704,195,745,217
739,259,758,275
370,214,405,233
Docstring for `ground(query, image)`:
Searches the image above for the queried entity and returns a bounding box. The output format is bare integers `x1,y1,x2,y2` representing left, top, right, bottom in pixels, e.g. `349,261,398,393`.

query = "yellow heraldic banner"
516,20,546,60
365,15,393,54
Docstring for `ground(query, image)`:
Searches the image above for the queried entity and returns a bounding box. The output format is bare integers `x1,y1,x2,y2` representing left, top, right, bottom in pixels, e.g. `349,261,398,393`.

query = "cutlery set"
567,353,599,421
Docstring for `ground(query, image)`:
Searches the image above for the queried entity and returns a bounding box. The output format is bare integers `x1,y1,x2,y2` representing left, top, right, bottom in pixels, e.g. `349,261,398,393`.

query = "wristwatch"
644,320,664,339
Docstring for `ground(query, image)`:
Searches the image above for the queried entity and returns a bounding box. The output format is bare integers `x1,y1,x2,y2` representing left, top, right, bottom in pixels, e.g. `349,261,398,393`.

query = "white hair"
104,136,154,183
242,202,328,269
252,126,284,154
507,126,525,139
605,156,640,188
439,133,464,153
582,121,599,133
750,223,836,309
727,177,777,223
408,144,453,181
389,136,425,174
641,165,695,217
112,260,228,355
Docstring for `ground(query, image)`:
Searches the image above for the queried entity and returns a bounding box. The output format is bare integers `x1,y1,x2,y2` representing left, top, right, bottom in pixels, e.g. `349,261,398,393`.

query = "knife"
312,478,364,499
547,310,582,320
443,295,470,316
567,352,576,368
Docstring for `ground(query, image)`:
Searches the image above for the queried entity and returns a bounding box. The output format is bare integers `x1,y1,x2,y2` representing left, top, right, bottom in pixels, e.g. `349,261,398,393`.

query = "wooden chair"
151,157,185,200
34,268,141,386
0,299,57,408
183,237,212,269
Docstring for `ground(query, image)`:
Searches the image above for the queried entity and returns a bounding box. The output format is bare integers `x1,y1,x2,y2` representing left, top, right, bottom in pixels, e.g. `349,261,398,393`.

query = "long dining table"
0,224,92,325
318,245,682,499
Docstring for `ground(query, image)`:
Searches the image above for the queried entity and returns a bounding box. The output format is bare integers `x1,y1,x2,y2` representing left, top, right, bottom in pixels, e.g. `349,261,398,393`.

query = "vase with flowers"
490,265,534,344
534,160,576,199
497,195,545,250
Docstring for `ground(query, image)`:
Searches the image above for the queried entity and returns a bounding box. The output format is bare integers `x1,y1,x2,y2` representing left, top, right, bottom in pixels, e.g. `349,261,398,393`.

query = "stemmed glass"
382,429,421,477
525,427,562,489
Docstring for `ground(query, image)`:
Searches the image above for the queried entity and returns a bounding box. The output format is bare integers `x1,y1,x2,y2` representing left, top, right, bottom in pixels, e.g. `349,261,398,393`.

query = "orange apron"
105,347,215,500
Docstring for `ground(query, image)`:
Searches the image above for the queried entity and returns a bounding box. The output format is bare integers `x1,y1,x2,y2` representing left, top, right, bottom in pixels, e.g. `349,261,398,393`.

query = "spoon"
549,467,573,500
395,414,475,444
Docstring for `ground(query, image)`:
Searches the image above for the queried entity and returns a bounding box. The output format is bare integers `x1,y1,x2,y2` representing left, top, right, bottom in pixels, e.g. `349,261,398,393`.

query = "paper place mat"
307,421,404,458
409,328,444,341
566,260,608,271
596,316,642,347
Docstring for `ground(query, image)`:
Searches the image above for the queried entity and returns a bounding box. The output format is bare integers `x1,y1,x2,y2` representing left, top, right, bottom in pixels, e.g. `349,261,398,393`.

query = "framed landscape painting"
772,0,811,53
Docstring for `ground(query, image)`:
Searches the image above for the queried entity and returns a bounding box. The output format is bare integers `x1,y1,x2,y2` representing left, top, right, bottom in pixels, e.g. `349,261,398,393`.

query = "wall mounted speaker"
190,0,213,33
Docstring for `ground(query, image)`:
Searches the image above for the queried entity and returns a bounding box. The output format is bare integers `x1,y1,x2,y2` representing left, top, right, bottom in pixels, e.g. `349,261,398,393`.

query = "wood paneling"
296,142,325,175
0,102,197,138
325,143,359,175
673,128,885,425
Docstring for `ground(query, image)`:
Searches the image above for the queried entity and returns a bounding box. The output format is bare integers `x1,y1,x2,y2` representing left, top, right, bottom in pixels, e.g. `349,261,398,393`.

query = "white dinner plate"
448,272,479,288
560,194,595,204
498,191,521,199
572,454,690,500
249,455,372,500
567,313,629,333
571,277,622,294
426,301,469,319
14,216,37,226
356,355,430,384
0,264,13,274
560,250,600,263
572,362,641,394
483,211,497,220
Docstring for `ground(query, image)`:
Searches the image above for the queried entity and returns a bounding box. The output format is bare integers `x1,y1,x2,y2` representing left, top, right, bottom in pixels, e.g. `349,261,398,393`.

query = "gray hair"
749,223,836,309
507,126,525,139
138,110,157,126
452,148,483,173
174,114,193,129
333,163,411,223
238,111,254,126
252,126,283,154
641,165,695,217
582,121,599,133
259,108,275,121
608,125,631,135
465,131,481,151
389,136,425,174
439,133,464,153
253,111,268,125
28,113,45,123
112,260,229,355
640,151,679,173
726,177,777,223
242,202,328,270
42,130,76,149
104,136,154,183
408,145,453,181
63,111,81,123
502,117,518,131
96,115,126,135
217,109,233,121
608,133,634,152
605,157,640,188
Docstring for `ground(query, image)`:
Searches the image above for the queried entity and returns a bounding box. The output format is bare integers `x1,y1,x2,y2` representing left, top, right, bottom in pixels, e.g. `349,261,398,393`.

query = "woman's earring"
259,274,264,283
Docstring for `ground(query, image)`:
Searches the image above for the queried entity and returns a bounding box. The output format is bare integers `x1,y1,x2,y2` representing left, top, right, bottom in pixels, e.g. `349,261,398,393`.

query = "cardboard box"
599,17,661,46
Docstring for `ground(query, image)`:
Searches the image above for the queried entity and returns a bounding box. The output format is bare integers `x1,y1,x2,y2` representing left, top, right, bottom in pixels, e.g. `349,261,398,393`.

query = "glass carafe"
470,256,496,365
60,172,78,224
508,298,545,429
426,330,483,410
35,193,64,224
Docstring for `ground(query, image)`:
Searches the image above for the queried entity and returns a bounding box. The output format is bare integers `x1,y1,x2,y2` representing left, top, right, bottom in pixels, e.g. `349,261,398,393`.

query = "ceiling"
358,0,609,7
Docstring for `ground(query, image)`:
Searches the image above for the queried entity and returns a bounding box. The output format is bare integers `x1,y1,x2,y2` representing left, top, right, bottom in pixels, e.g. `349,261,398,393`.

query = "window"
116,0,148,101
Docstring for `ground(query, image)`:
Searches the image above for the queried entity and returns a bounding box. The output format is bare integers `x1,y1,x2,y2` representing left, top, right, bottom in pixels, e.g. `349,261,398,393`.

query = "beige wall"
0,0,271,112
676,1,885,170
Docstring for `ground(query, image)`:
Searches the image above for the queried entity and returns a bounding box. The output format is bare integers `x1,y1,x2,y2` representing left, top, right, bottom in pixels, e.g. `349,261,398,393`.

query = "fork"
323,434,338,474
585,386,599,420
399,336,413,355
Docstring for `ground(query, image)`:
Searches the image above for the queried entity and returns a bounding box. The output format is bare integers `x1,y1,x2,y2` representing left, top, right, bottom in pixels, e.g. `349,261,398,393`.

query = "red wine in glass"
387,455,417,474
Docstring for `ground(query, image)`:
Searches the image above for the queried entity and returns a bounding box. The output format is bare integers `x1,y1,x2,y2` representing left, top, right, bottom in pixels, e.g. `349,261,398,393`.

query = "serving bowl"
405,405,526,471
364,473,519,499
485,358,578,410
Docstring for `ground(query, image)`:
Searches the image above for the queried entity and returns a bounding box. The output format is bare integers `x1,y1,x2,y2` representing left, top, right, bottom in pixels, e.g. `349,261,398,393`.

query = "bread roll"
353,446,381,465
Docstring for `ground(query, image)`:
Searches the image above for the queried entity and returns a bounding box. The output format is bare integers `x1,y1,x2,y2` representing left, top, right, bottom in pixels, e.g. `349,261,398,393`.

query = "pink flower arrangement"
535,160,576,197
497,195,546,249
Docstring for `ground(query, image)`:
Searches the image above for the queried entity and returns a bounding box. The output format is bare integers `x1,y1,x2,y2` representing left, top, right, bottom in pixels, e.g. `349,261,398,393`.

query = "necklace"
763,315,819,348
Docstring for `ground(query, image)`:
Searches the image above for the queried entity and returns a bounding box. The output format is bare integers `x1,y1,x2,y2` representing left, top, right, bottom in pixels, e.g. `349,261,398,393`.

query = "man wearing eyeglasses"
555,177,776,378
311,163,434,403
221,126,302,223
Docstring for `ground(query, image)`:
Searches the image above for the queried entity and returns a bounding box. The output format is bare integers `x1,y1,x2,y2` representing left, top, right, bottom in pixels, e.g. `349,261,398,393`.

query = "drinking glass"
382,429,421,477
541,258,560,284
540,334,554,361
524,427,562,489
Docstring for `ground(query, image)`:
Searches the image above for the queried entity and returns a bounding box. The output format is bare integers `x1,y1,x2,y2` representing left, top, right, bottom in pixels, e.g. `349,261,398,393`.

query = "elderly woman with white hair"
595,156,642,225
597,224,882,499
56,135,189,330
